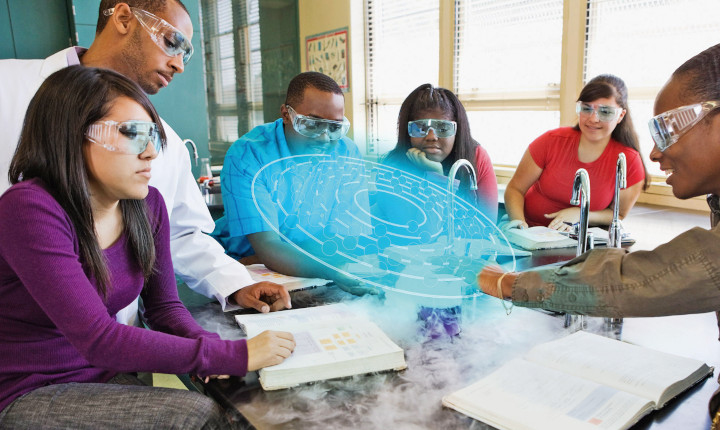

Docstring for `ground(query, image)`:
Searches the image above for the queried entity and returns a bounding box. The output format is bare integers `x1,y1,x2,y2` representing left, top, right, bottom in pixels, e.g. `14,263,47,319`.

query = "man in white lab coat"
0,0,291,323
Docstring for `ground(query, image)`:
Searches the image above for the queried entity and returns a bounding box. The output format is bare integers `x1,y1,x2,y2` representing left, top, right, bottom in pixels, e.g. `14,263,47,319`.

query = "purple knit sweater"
0,179,248,412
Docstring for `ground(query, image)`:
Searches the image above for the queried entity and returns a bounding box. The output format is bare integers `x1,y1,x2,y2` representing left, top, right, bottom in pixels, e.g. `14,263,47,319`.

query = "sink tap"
608,153,626,248
607,153,626,328
570,168,591,256
446,159,478,253
566,168,590,329
183,139,199,166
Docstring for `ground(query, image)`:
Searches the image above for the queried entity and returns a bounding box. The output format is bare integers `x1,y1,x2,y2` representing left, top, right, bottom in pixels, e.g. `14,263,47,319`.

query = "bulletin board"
305,28,349,91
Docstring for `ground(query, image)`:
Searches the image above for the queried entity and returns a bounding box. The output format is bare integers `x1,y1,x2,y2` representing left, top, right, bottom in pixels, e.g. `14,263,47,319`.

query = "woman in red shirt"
504,74,649,231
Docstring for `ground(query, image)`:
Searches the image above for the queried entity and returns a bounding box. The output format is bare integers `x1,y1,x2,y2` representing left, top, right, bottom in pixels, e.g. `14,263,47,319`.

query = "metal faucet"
607,153,626,328
570,168,591,256
608,153,626,248
446,159,478,253
565,168,591,329
183,139,199,166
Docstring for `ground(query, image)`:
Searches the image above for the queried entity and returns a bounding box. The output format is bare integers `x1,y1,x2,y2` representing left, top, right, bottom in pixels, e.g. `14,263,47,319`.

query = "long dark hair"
385,83,479,191
9,66,166,299
573,74,649,189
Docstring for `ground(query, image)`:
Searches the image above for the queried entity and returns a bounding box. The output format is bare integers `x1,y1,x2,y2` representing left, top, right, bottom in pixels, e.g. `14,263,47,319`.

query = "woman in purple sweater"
0,66,295,429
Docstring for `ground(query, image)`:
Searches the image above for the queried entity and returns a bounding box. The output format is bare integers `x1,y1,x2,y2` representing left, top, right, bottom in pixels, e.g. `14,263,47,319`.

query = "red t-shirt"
524,127,645,227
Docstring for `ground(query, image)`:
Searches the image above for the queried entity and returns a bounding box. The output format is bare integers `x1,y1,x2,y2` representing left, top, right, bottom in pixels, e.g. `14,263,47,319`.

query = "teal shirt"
212,118,366,258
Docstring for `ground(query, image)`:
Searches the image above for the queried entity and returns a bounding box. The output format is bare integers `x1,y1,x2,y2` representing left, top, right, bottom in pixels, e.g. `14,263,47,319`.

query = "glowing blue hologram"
407,220,419,233
377,236,391,250
250,155,519,300
374,224,387,237
322,240,338,256
342,235,357,250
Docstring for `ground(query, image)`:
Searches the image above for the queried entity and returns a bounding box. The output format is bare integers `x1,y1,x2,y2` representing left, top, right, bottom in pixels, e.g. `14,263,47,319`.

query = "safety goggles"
648,101,720,152
103,7,194,65
86,120,162,155
286,105,350,141
407,119,457,138
575,102,623,122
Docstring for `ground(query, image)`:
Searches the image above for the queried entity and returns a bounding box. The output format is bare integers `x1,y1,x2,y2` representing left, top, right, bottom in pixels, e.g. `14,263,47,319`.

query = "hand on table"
232,281,292,313
247,330,296,371
332,272,382,296
406,148,444,175
545,207,580,232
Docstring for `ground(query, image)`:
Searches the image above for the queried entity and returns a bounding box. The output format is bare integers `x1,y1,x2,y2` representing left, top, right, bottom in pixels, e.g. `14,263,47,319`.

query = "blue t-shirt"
213,118,368,258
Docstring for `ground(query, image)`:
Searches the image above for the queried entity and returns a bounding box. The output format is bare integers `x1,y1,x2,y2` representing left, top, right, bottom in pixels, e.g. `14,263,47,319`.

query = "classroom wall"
298,0,367,154
0,0,74,59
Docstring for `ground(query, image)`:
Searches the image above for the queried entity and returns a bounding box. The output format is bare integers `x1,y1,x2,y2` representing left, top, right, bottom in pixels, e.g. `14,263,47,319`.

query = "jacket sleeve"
154,121,255,311
512,224,720,318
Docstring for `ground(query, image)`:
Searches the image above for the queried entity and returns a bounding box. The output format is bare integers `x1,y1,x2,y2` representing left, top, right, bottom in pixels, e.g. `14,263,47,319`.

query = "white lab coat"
0,47,254,324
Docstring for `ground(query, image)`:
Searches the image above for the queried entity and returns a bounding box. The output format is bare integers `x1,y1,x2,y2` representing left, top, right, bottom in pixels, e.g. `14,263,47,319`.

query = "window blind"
585,0,720,175
201,0,264,163
365,0,439,156
454,0,563,165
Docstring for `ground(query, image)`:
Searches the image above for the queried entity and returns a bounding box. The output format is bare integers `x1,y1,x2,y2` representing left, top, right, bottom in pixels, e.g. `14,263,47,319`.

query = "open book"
570,227,635,247
245,264,332,292
442,331,713,430
235,303,407,390
503,226,577,250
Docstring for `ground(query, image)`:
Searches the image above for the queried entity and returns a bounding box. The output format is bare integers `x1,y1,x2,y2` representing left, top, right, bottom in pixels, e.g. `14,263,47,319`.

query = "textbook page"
442,358,653,430
245,264,332,292
235,303,359,338
263,319,403,371
525,331,712,407
257,318,407,390
504,226,577,250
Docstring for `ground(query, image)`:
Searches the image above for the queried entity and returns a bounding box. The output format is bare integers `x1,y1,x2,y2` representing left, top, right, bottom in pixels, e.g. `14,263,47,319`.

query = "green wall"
0,0,210,178
0,0,74,59
259,0,300,122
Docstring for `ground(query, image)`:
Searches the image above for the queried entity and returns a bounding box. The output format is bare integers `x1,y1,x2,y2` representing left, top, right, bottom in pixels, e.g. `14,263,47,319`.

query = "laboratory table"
187,241,719,429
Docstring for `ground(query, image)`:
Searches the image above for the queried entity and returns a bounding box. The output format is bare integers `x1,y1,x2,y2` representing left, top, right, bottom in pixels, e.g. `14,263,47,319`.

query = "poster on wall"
305,28,349,92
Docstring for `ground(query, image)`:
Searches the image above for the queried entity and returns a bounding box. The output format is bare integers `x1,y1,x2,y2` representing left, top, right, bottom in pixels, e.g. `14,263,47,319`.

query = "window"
364,0,439,156
201,0,264,163
455,0,564,166
585,0,720,175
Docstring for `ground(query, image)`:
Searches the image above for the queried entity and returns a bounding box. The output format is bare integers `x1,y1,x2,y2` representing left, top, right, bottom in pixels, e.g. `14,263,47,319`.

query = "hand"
544,207,581,232
232,282,292,313
406,148,444,175
500,219,528,232
331,271,381,296
247,330,296,371
477,265,517,299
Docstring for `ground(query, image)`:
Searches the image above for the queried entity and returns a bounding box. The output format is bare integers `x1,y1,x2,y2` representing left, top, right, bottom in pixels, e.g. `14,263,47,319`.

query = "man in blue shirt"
214,72,372,294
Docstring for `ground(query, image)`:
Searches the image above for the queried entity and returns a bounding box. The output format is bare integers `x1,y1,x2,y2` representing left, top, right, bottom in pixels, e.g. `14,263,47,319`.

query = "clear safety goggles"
103,7,194,65
407,119,457,138
575,102,623,122
86,120,162,155
648,101,720,152
286,105,350,141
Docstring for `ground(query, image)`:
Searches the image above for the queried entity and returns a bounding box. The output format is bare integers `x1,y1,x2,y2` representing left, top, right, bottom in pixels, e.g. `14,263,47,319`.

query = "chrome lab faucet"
565,168,590,329
446,159,478,253
608,153,627,248
570,168,591,256
183,139,199,166
607,153,626,327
